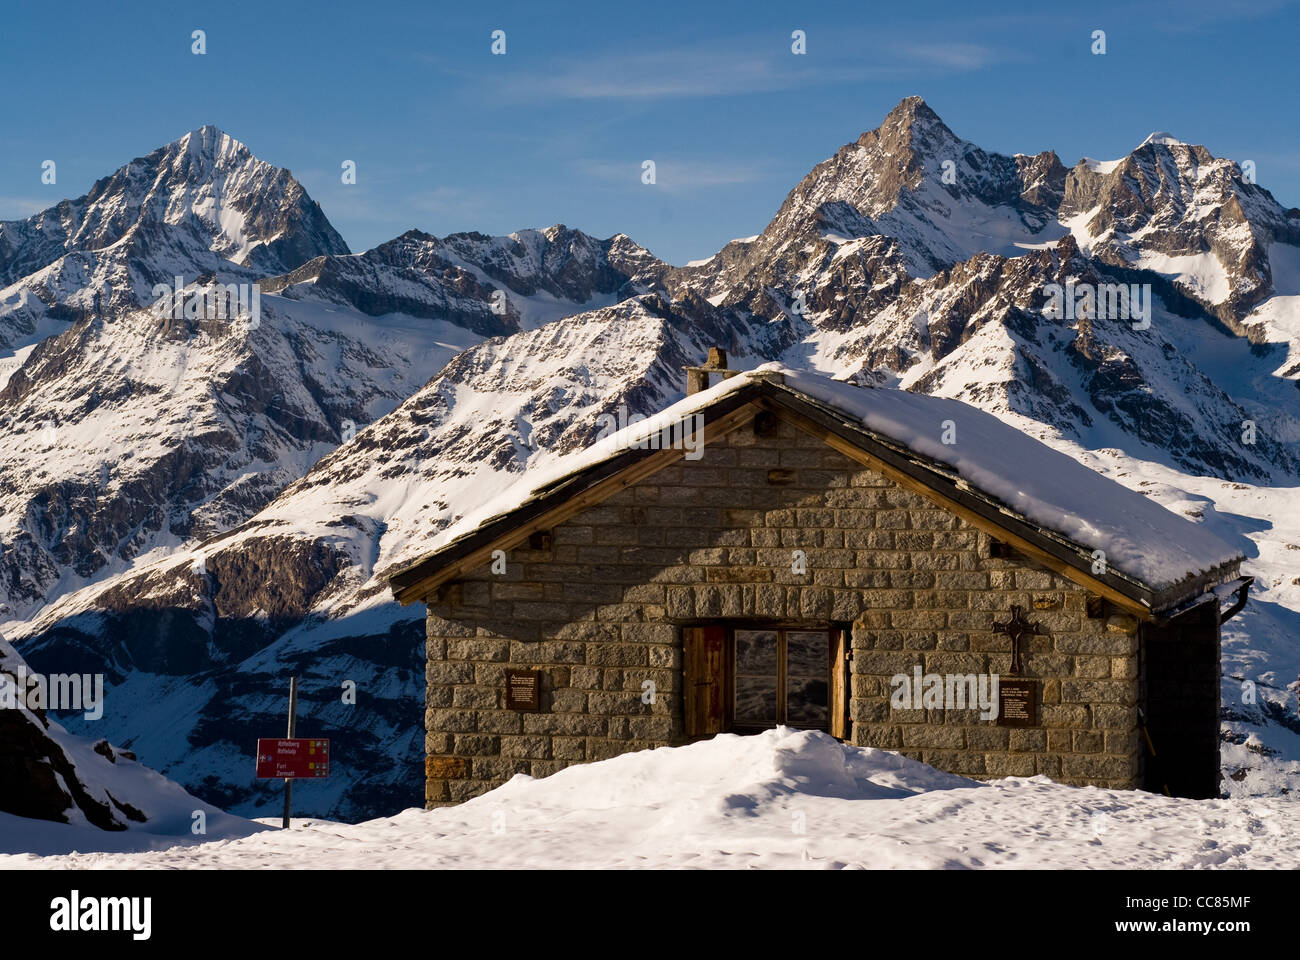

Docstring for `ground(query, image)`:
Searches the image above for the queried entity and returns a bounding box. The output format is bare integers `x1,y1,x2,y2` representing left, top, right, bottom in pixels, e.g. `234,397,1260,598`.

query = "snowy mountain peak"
879,95,944,129
174,124,250,161
869,95,960,154
1060,126,1300,328
1139,131,1187,147
706,98,1064,281
0,127,349,343
158,125,263,189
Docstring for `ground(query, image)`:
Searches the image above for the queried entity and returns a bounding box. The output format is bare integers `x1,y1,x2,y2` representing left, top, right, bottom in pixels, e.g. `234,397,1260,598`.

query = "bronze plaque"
997,679,1038,727
505,670,541,712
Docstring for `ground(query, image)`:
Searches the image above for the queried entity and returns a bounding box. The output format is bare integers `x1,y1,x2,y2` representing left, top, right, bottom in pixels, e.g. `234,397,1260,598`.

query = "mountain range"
3,98,1298,820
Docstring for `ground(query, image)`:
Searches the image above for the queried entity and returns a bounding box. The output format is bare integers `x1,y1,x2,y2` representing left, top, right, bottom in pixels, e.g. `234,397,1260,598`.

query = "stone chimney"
684,347,733,395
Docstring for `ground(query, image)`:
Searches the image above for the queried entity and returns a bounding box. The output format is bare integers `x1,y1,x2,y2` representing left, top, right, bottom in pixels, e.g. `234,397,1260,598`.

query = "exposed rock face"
3,99,1299,820
264,224,662,337
0,634,147,829
0,298,463,616
1059,133,1300,331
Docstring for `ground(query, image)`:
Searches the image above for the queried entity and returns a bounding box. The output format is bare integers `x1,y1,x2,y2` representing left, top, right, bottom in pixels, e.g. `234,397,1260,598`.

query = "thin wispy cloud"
1141,0,1298,33
579,157,773,194
901,42,1005,70
488,37,1012,103
505,48,822,100
0,196,51,220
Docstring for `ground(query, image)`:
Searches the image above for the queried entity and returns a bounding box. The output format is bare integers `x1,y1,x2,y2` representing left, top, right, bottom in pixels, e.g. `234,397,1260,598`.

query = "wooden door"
683,626,726,737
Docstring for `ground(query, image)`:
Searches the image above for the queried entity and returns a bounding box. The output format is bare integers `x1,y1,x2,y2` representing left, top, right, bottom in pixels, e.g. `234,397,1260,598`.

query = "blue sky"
3,0,1298,265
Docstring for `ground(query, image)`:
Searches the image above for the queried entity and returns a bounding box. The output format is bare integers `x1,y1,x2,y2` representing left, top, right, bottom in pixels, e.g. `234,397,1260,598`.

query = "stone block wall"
423,412,1143,805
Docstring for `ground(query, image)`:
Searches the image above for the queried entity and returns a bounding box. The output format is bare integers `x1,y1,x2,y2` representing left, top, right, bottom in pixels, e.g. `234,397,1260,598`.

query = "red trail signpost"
254,676,329,828
255,738,330,779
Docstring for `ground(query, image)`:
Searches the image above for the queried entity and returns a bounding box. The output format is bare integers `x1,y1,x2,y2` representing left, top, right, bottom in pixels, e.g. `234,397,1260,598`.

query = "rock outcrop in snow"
0,631,234,835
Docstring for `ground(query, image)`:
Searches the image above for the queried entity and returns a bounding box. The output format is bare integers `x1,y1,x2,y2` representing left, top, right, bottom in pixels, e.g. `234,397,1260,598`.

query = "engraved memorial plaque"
997,679,1038,727
505,670,541,712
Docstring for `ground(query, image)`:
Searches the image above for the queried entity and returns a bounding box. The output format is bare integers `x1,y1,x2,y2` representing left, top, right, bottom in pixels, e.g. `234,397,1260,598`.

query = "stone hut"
388,358,1250,806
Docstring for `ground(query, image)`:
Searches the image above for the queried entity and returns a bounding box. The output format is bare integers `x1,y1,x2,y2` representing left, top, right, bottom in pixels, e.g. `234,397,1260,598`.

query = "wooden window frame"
685,620,850,741
728,625,824,732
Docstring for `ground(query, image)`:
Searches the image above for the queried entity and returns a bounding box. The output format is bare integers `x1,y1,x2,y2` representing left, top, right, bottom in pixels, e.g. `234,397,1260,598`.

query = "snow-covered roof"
391,365,1242,603
774,368,1241,588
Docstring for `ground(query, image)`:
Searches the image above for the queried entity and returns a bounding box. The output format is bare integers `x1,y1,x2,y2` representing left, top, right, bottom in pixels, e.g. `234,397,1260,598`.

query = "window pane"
735,676,778,724
734,630,778,674
786,677,829,727
785,631,829,728
733,630,778,726
785,631,829,677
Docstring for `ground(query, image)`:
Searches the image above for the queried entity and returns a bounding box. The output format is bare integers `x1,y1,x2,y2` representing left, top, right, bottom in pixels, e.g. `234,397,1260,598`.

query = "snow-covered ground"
6,729,1297,869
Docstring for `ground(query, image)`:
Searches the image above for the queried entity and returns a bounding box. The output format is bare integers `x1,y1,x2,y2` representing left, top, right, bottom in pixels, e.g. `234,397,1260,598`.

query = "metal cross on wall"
994,605,1044,675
